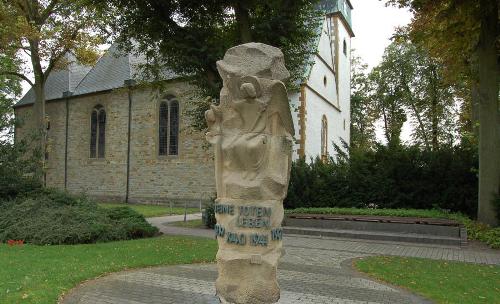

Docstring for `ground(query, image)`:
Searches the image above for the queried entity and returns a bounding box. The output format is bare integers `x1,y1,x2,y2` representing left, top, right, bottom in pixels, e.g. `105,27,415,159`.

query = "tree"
0,54,21,140
96,0,322,129
0,0,105,176
369,47,407,148
350,52,377,151
387,0,499,225
369,39,457,150
0,54,41,197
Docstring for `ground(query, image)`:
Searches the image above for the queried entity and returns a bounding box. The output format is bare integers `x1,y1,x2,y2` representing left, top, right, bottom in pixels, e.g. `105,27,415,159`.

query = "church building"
14,0,354,204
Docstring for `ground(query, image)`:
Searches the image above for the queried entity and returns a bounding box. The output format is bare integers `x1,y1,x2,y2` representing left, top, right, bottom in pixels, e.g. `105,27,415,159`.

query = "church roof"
16,0,353,108
14,44,176,108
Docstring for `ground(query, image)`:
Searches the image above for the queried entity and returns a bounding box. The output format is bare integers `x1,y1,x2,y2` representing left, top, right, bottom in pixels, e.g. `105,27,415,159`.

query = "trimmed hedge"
285,144,478,218
0,189,158,245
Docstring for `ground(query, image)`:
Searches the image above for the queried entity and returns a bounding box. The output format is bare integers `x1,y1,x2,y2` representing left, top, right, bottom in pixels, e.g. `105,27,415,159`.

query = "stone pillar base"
214,199,284,304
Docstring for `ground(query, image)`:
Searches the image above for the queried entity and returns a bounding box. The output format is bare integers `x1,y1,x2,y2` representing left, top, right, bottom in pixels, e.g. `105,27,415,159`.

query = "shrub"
0,189,158,245
203,199,216,229
461,219,500,249
285,144,478,217
0,139,42,200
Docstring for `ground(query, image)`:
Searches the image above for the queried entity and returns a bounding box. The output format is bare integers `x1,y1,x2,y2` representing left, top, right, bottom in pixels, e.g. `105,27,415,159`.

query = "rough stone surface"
205,43,295,304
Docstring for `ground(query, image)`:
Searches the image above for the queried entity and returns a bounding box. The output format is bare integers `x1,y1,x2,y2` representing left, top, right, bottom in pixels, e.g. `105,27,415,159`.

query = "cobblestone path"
61,215,500,304
62,238,436,304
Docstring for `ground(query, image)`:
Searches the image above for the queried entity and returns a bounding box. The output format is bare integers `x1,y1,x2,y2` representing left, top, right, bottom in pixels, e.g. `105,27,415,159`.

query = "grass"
285,207,468,221
98,203,200,218
0,235,217,304
169,219,206,229
355,256,500,304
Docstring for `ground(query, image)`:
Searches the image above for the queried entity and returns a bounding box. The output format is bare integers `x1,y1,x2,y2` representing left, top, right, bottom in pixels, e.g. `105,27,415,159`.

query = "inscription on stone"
250,234,268,246
214,204,235,215
226,232,246,245
214,205,283,246
215,224,225,237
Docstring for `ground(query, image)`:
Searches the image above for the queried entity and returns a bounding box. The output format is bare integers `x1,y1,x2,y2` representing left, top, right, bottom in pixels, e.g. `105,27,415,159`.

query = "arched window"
343,39,347,56
321,115,328,161
158,95,179,156
90,105,106,158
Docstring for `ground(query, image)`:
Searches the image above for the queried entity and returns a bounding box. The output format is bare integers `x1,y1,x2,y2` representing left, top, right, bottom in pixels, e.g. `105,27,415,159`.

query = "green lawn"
285,207,467,221
355,256,500,304
98,203,200,218
0,236,217,304
169,219,206,229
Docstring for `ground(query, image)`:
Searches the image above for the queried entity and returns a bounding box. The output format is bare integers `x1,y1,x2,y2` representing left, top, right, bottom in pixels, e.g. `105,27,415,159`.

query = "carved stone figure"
205,43,294,304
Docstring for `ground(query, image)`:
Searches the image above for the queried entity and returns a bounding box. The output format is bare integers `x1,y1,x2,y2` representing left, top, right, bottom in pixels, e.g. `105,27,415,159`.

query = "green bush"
0,139,42,200
203,199,216,229
285,144,478,217
461,219,500,249
0,189,158,245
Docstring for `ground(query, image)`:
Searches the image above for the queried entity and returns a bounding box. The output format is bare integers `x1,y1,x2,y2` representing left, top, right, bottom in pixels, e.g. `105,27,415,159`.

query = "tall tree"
369,39,457,149
0,0,104,175
369,47,407,148
96,0,322,128
0,54,21,140
387,0,499,225
350,52,377,151
389,39,455,149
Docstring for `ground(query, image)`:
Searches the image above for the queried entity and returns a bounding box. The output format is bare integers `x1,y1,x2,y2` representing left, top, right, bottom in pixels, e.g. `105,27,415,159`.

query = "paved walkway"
61,215,500,304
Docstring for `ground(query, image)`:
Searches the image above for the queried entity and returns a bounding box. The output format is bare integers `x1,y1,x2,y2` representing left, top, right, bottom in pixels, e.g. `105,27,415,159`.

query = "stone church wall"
14,81,216,205
127,82,216,204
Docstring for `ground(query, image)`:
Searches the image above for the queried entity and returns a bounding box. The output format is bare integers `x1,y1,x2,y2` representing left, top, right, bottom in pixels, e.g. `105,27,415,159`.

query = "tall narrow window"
158,95,179,156
321,115,328,161
169,100,179,155
98,109,106,158
90,109,98,158
159,102,169,155
343,39,347,56
90,105,106,158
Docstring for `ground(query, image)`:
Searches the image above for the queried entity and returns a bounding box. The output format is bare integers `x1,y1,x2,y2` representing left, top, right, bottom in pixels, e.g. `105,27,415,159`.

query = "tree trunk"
430,65,439,150
477,0,499,226
403,80,430,149
29,38,47,182
233,2,252,43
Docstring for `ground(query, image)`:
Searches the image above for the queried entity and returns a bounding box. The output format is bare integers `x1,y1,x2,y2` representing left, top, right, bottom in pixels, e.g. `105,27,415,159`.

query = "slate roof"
14,44,176,108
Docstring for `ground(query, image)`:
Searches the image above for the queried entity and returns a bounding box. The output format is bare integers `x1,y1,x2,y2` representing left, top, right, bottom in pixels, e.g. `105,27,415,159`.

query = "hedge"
285,144,478,218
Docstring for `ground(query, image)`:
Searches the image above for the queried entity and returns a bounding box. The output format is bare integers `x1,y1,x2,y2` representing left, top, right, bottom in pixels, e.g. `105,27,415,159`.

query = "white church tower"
290,0,354,160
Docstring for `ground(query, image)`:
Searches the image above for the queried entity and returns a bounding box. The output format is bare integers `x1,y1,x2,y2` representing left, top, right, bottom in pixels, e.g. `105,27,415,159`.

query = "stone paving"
61,215,500,304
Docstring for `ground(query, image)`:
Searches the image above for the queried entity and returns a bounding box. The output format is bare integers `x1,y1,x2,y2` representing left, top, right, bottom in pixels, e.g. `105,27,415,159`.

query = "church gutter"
124,80,135,203
62,91,72,190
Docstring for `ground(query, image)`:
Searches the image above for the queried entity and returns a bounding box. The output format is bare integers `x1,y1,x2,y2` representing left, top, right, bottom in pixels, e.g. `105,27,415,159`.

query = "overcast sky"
350,0,413,69
349,0,413,142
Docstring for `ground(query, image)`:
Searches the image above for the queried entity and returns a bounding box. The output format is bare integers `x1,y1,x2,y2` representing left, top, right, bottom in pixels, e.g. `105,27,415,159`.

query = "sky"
349,0,414,142
350,0,413,69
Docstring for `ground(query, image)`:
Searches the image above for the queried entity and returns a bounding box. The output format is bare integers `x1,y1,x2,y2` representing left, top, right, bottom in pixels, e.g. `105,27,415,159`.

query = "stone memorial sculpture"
205,43,294,304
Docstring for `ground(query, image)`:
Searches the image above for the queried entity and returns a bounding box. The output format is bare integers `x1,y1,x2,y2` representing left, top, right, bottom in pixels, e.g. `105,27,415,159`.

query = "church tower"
291,0,354,160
